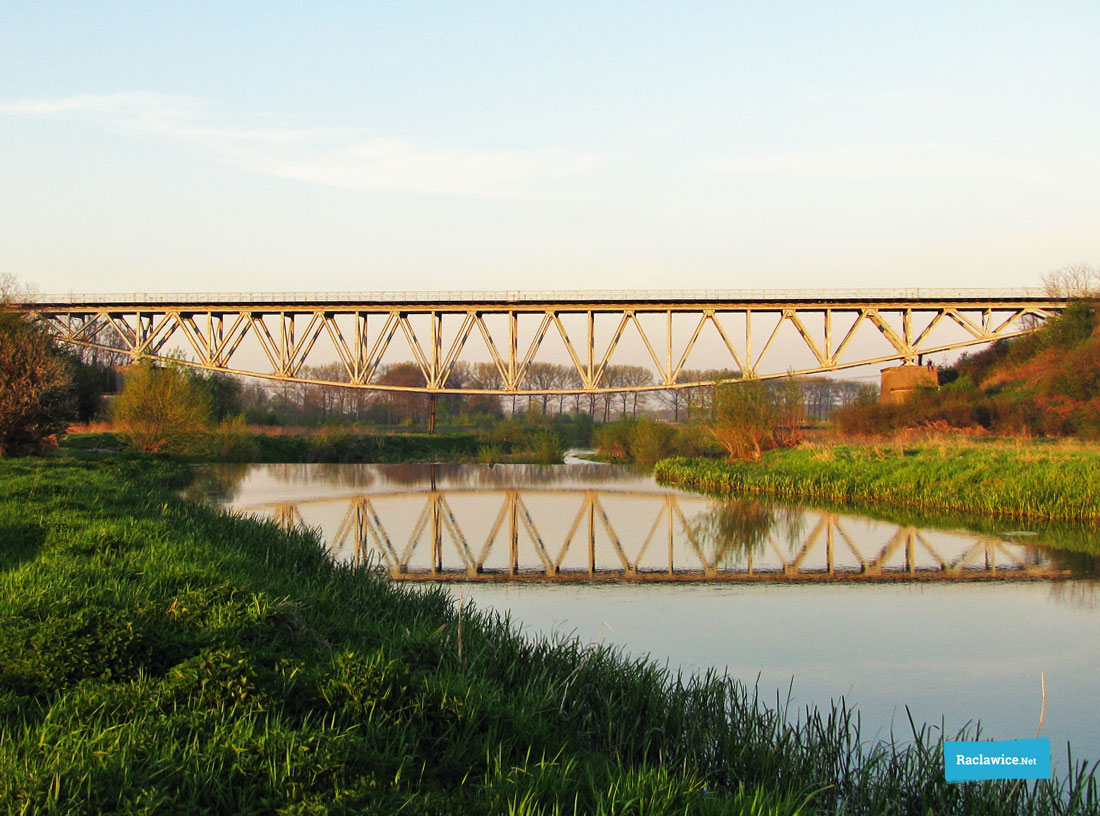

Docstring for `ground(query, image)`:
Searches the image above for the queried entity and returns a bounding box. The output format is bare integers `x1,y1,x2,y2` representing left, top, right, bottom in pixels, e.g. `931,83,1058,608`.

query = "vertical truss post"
745,309,753,376
356,313,367,379
431,311,441,387
282,313,294,375
508,311,518,390
666,310,673,385
587,311,595,383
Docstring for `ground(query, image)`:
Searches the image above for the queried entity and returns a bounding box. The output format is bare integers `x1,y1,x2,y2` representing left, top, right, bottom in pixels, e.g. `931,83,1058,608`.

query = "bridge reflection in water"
242,485,1064,583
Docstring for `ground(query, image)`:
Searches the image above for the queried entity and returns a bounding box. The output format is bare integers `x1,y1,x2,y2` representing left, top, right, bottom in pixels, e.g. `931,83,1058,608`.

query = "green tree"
193,370,244,421
0,278,76,455
705,377,804,461
112,363,212,452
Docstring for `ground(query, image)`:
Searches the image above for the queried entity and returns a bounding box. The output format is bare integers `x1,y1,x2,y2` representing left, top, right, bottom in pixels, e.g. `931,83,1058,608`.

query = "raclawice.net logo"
945,738,1051,782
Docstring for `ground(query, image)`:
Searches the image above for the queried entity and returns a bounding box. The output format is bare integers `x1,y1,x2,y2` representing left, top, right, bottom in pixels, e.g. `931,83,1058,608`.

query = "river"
190,460,1100,766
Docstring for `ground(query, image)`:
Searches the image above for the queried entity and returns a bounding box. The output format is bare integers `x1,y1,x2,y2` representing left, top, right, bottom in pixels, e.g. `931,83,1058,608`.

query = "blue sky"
2,1,1097,294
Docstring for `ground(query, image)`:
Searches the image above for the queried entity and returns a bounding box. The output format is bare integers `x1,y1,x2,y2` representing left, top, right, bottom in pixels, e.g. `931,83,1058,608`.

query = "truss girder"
20,293,1065,395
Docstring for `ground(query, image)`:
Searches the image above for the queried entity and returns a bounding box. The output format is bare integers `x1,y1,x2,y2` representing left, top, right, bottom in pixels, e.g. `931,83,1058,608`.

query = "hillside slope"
835,300,1100,437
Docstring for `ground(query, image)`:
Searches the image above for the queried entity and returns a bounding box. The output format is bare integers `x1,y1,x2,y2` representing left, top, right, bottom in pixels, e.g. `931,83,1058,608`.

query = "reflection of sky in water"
459,582,1100,768
202,462,1100,768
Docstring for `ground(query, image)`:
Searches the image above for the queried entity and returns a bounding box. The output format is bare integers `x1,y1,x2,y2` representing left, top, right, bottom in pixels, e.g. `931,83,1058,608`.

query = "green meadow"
655,443,1100,522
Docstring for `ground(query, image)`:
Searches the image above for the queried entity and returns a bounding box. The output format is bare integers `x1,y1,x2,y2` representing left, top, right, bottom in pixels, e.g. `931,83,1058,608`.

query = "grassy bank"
655,443,1100,522
1,459,1097,814
61,428,563,465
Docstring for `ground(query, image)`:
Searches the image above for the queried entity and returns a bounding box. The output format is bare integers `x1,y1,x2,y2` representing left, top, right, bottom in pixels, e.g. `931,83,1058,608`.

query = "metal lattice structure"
251,486,1064,582
17,289,1065,395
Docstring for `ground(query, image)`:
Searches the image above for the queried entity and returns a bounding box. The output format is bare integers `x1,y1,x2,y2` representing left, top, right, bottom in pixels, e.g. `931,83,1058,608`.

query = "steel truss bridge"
20,289,1065,397
247,486,1066,583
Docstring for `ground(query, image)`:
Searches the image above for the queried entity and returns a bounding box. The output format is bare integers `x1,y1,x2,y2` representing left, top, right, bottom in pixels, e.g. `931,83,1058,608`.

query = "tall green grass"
655,444,1100,521
1,458,1097,813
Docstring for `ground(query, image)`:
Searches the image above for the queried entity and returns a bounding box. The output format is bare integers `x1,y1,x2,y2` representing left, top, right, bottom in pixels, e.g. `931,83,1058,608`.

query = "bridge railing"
19,287,1052,306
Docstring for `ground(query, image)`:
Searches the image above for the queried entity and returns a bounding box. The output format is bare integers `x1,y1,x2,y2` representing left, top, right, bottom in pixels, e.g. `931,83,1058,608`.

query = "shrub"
628,418,676,467
476,443,505,464
593,421,633,462
208,415,260,462
528,430,563,464
0,308,75,455
1045,299,1097,349
706,378,804,460
671,423,720,458
113,363,213,453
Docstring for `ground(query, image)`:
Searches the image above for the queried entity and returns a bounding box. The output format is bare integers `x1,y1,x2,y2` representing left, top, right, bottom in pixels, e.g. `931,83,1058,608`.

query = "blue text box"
945,738,1051,782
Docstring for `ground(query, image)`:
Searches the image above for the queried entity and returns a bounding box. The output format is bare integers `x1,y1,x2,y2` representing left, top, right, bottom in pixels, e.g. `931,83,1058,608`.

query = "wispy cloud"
709,142,1100,185
0,92,596,197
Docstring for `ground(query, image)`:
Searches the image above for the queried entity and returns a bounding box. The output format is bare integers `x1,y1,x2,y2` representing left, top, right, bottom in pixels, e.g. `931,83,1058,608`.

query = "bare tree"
524,362,567,414
556,366,583,414
299,362,352,421
466,362,505,418
834,379,875,407
376,362,429,425
615,365,654,417
1042,264,1099,298
802,377,839,421
597,365,627,421
657,381,687,422
0,274,19,301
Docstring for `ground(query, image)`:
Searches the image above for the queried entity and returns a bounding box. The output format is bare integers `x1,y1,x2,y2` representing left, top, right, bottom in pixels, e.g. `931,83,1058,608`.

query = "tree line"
203,363,874,429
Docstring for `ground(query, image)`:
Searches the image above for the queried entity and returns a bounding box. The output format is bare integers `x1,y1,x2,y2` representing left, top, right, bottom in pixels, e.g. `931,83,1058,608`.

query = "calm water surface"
194,461,1100,764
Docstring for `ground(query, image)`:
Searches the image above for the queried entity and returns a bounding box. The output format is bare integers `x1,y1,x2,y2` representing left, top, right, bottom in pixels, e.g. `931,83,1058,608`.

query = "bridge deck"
20,287,1055,310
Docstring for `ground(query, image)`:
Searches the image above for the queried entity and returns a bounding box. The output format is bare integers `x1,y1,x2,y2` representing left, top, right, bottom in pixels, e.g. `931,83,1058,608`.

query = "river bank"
60,426,563,465
2,458,1097,813
655,442,1100,522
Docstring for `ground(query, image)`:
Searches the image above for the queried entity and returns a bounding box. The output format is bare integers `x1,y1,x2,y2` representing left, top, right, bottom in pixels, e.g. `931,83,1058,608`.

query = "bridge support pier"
428,394,436,434
880,364,939,405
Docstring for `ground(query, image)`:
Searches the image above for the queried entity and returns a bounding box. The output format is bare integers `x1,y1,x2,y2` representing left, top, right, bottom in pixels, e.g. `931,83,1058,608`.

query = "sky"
1,1,1098,296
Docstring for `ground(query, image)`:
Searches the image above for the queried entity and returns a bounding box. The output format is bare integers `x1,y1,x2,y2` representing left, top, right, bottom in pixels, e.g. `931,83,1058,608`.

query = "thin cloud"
0,92,597,197
709,142,1100,185
0,91,201,116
